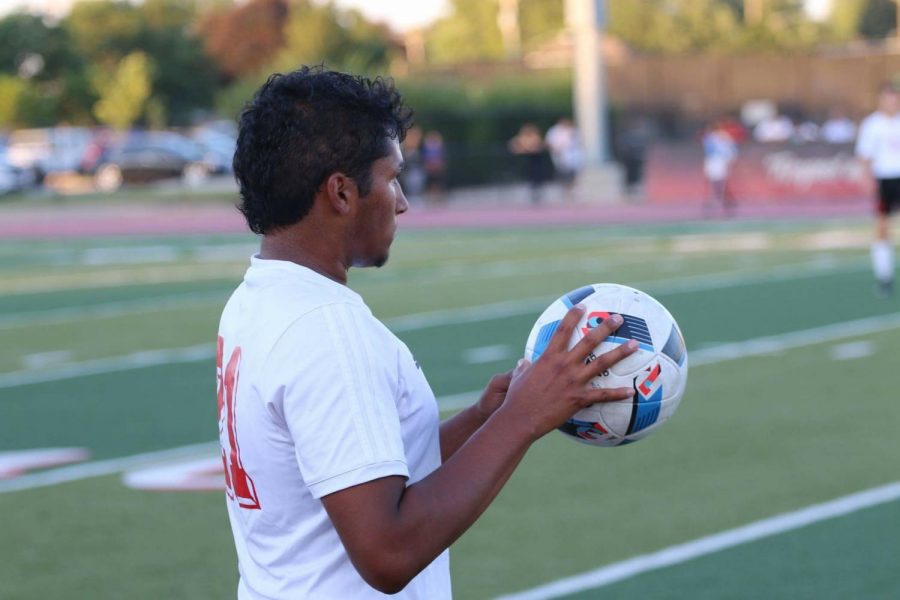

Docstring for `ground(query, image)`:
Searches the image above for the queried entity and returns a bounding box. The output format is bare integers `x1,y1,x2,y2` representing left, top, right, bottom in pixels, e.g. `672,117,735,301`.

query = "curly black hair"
233,65,414,235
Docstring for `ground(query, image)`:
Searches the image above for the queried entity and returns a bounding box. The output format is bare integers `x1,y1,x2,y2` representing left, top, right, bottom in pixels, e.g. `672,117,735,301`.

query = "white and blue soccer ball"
525,283,688,447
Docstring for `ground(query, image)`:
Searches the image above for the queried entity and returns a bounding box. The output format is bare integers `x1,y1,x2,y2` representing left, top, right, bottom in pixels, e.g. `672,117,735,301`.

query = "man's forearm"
438,403,490,462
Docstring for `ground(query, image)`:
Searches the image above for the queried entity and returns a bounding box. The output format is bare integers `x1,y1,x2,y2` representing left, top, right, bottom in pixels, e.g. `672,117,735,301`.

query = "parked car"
0,145,37,195
87,132,215,192
191,127,236,174
7,127,93,179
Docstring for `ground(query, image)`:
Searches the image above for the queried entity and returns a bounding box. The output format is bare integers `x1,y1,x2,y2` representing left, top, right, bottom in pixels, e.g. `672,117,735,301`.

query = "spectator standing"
509,123,552,204
400,126,426,206
421,130,446,203
545,117,584,200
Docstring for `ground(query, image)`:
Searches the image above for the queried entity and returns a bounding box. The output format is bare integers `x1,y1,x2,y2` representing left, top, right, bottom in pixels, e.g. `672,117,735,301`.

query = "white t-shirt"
856,111,900,179
216,256,451,600
545,124,584,173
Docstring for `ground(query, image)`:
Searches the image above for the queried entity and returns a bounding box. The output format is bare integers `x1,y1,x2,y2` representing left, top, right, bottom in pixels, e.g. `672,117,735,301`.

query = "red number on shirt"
216,336,261,509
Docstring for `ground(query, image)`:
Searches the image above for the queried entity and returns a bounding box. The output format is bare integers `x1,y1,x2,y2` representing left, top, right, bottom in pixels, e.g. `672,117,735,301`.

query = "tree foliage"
519,0,565,49
0,0,898,128
427,0,506,64
198,0,288,80
62,0,216,125
274,1,397,74
92,51,154,129
0,76,25,127
858,0,897,38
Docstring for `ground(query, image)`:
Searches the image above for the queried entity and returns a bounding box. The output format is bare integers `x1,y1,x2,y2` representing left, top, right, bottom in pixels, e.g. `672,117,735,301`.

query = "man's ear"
323,172,359,215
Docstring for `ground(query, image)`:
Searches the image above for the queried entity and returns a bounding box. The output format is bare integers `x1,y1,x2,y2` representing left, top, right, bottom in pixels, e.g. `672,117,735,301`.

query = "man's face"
349,138,408,268
879,89,900,115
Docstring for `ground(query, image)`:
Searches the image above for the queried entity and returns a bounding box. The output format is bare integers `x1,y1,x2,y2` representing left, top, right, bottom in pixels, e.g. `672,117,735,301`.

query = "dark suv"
85,132,215,192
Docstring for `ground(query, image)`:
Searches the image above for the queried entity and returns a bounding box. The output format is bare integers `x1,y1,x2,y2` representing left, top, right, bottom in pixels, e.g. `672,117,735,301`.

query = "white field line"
0,344,215,389
0,256,866,330
4,263,247,295
385,258,865,332
494,481,900,600
5,310,900,493
0,291,228,329
0,442,218,494
688,312,900,366
0,270,892,391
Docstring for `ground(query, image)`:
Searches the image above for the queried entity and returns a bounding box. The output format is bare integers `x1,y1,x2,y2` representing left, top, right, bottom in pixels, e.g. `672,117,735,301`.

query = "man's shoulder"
860,111,887,128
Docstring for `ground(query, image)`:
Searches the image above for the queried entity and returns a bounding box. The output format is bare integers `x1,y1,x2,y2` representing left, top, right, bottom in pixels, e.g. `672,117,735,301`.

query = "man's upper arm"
270,304,410,496
320,475,411,593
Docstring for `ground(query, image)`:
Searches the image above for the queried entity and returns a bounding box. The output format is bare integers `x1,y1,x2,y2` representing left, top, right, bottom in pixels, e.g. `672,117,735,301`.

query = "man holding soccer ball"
216,65,638,599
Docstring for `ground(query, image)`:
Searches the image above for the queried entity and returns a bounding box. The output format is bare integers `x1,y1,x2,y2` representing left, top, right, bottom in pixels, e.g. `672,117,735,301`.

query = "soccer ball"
524,283,688,447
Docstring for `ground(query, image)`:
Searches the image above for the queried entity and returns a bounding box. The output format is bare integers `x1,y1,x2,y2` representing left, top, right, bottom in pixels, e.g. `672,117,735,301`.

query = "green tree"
607,0,741,52
198,0,288,80
65,0,217,126
0,11,93,125
520,0,565,50
858,0,897,38
427,0,505,64
66,0,142,64
134,0,218,124
826,0,867,41
92,51,154,129
274,1,396,74
605,0,824,53
0,76,25,127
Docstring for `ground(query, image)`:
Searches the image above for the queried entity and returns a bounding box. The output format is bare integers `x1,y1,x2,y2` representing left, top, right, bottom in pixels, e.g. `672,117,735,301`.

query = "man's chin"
353,254,389,269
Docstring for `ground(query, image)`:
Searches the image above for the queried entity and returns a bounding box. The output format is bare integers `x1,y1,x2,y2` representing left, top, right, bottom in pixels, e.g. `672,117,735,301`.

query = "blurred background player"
702,119,738,216
856,82,900,297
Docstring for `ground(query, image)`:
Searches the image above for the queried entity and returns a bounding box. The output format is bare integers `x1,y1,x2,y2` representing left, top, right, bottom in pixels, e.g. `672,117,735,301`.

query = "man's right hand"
497,305,638,442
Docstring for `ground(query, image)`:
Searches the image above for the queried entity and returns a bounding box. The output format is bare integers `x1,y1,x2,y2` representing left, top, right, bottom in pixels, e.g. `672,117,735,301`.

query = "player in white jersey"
856,83,900,297
218,66,638,598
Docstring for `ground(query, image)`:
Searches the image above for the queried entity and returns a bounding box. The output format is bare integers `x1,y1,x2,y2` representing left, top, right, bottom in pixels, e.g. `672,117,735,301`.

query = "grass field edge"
494,481,900,600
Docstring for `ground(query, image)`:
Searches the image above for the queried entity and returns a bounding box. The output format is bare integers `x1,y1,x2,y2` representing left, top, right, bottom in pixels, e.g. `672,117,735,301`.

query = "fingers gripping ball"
525,284,688,447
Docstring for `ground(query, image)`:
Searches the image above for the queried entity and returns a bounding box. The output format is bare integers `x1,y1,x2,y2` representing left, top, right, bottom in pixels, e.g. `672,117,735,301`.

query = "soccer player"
217,65,638,599
856,83,900,297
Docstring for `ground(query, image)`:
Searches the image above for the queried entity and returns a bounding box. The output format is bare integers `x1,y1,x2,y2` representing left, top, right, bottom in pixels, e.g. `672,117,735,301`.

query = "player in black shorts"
856,84,900,297
877,178,900,217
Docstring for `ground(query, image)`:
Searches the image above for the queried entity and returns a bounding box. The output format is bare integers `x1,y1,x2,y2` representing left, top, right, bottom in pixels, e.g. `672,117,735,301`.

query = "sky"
0,0,831,28
0,0,451,29
335,0,449,31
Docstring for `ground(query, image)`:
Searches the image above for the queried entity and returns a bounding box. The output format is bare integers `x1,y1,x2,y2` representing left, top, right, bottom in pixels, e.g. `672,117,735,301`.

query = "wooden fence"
606,43,900,119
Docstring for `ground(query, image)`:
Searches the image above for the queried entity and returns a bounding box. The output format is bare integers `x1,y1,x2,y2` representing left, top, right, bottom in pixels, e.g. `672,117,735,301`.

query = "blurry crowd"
698,104,862,214
0,105,867,202
399,126,447,205
507,117,585,204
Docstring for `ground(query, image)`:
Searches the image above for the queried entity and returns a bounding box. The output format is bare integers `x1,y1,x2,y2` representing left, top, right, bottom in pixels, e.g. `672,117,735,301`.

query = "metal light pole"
566,0,608,166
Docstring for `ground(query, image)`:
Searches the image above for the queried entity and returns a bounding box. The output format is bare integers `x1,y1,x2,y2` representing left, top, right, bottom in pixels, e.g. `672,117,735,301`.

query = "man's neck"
259,228,349,284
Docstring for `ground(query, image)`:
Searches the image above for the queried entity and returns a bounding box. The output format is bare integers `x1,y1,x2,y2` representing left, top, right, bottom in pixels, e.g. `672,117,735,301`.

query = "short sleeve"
265,302,409,499
856,117,876,160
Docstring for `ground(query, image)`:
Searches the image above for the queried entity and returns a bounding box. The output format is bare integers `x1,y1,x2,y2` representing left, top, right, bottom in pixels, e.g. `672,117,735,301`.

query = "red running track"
0,198,872,239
